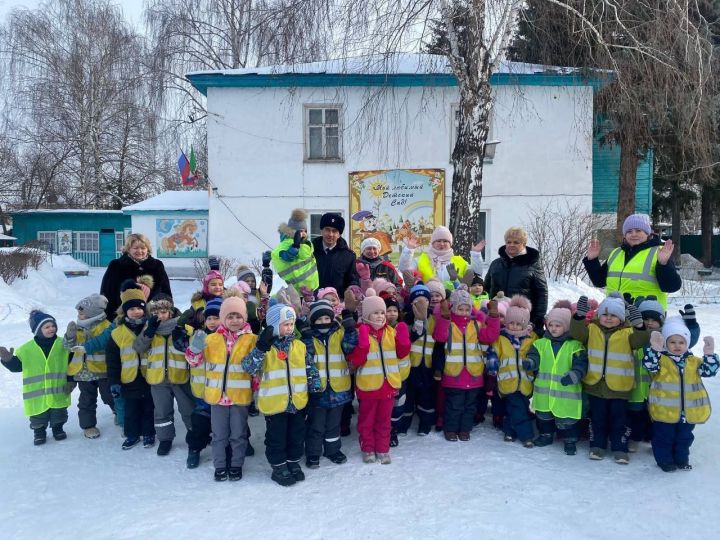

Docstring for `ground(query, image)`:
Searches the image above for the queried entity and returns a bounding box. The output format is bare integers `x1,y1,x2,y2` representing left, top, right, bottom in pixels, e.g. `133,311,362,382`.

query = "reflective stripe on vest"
314,330,351,393
16,337,71,417
582,325,635,391
495,334,536,397
605,246,668,309
444,321,484,377
648,354,711,424
410,318,435,368
257,341,309,415
531,338,585,420
67,319,110,377
145,334,189,385
203,333,255,405
111,325,147,384
356,326,401,391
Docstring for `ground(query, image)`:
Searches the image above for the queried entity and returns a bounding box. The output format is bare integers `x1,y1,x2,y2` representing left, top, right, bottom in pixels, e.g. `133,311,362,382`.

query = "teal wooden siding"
592,135,653,214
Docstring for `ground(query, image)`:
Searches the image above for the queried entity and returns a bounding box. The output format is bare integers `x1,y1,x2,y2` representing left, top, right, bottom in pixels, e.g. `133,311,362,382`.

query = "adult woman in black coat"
484,227,548,331
100,233,172,318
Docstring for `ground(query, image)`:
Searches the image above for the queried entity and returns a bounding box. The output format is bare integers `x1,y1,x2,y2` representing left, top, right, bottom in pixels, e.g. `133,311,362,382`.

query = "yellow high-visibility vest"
356,326,401,391
257,341,309,415
583,324,635,392
67,319,110,377
648,354,711,424
203,332,255,405
314,330,351,393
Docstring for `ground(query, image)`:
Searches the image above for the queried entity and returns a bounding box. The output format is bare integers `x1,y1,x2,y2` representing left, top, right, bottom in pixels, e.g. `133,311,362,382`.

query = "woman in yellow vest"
187,295,256,482
299,299,357,469
643,318,718,472
63,294,115,439
132,294,195,459
348,290,411,464
570,292,649,464
399,226,485,291
1,310,72,445
432,289,500,442
106,285,155,451
242,304,321,487
584,214,681,309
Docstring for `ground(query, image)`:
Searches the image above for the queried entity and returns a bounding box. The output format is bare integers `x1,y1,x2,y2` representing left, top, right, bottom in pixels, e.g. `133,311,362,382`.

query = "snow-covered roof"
0,233,16,240
11,209,124,214
122,190,209,212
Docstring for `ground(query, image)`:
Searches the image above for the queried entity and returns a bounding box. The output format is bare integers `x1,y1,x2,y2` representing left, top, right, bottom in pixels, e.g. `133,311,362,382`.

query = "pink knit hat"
219,296,247,324
232,280,251,296
545,300,572,333
361,288,386,322
371,278,396,296
431,226,453,245
505,295,532,327
202,270,224,294
317,287,339,301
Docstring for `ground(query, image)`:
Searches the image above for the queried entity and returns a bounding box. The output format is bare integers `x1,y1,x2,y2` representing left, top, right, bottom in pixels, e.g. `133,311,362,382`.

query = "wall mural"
156,218,208,258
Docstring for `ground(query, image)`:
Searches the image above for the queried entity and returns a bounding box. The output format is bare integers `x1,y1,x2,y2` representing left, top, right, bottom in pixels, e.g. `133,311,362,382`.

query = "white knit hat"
360,237,381,253
662,316,690,347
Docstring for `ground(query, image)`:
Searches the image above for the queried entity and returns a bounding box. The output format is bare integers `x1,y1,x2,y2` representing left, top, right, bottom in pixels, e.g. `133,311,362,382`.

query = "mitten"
343,289,359,312
189,330,207,354
412,297,429,322
292,229,302,249
446,262,458,281
680,304,697,326
486,300,499,318
110,384,122,399
703,336,715,356
295,318,312,340
261,267,273,293
261,250,272,268
355,261,371,281
622,292,634,307
626,304,643,327
208,255,220,271
522,358,536,372
299,286,315,304
64,381,76,395
65,321,77,342
0,346,14,362
256,326,275,353
560,371,579,386
401,269,417,290
144,315,160,338
439,299,451,320
650,331,665,352
341,310,356,331
575,296,589,318
70,345,85,354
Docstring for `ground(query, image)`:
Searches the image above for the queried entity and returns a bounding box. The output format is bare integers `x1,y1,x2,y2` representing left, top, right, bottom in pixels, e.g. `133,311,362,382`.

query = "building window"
309,211,345,240
37,231,57,253
115,232,125,253
451,105,499,161
73,231,99,252
305,106,342,161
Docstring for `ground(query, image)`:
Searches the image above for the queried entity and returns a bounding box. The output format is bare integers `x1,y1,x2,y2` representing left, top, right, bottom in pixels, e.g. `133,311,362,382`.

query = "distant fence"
680,235,720,267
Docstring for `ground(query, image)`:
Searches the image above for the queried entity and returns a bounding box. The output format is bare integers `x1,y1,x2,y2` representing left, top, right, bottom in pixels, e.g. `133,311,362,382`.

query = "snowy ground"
0,265,719,539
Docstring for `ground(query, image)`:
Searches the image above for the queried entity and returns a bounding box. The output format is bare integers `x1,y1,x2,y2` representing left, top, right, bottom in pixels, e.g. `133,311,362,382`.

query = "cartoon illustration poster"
349,169,445,263
156,218,208,258
57,230,72,254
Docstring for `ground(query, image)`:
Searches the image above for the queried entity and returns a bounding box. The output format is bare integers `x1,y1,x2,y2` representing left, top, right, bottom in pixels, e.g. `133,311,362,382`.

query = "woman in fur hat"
270,209,319,291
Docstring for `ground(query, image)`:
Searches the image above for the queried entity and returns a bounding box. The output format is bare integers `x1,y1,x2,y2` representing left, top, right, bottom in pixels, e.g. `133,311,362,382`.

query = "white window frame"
115,231,125,253
73,231,99,253
309,210,346,241
304,105,343,162
450,104,500,163
37,231,57,253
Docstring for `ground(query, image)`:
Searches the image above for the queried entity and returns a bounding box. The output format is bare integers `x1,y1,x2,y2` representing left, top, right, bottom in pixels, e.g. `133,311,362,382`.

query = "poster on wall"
156,218,208,258
57,230,72,254
349,169,445,264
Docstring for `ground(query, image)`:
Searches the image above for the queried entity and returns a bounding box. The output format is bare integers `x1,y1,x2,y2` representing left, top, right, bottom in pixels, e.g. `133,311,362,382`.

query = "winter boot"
362,452,376,464
676,462,693,471
376,452,391,465
306,456,320,469
659,463,677,473
564,441,577,455
248,401,259,417
287,461,305,482
389,429,399,447
186,449,200,469
589,447,605,460
83,427,100,439
533,433,554,447
326,451,347,465
271,464,296,487
122,437,140,450
157,440,172,456
228,467,243,481
417,425,431,436
214,468,228,482
458,432,470,441
522,440,535,449
503,434,516,442
143,435,155,448
628,440,639,453
51,425,67,441
613,452,630,465
444,431,458,442
33,428,47,446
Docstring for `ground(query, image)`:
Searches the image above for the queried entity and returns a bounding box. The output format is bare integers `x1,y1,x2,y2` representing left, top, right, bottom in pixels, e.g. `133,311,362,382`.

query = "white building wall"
206,83,593,263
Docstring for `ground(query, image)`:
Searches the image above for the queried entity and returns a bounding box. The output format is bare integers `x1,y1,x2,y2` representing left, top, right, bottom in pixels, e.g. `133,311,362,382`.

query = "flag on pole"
177,151,191,186
189,146,197,182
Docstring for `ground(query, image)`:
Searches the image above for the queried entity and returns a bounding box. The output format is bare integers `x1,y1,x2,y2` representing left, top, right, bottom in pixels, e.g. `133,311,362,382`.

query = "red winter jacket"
348,322,411,400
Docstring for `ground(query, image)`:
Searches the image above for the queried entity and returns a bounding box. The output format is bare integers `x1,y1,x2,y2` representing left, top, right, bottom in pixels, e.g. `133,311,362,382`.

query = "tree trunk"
615,135,639,242
671,179,682,266
700,182,714,268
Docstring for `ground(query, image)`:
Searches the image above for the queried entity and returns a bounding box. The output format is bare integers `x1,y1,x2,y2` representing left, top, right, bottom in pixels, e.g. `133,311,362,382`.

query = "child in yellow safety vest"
106,285,155,451
1,310,72,445
643,318,718,472
186,296,256,482
524,302,587,455
133,294,194,458
385,295,411,447
63,294,115,439
242,303,321,486
485,295,538,448
571,292,649,464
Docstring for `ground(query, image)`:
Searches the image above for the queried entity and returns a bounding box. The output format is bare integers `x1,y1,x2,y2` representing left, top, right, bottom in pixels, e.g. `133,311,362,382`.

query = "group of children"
1,256,718,484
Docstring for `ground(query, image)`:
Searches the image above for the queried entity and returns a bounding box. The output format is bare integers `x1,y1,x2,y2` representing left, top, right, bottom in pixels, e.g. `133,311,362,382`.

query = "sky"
0,0,146,29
